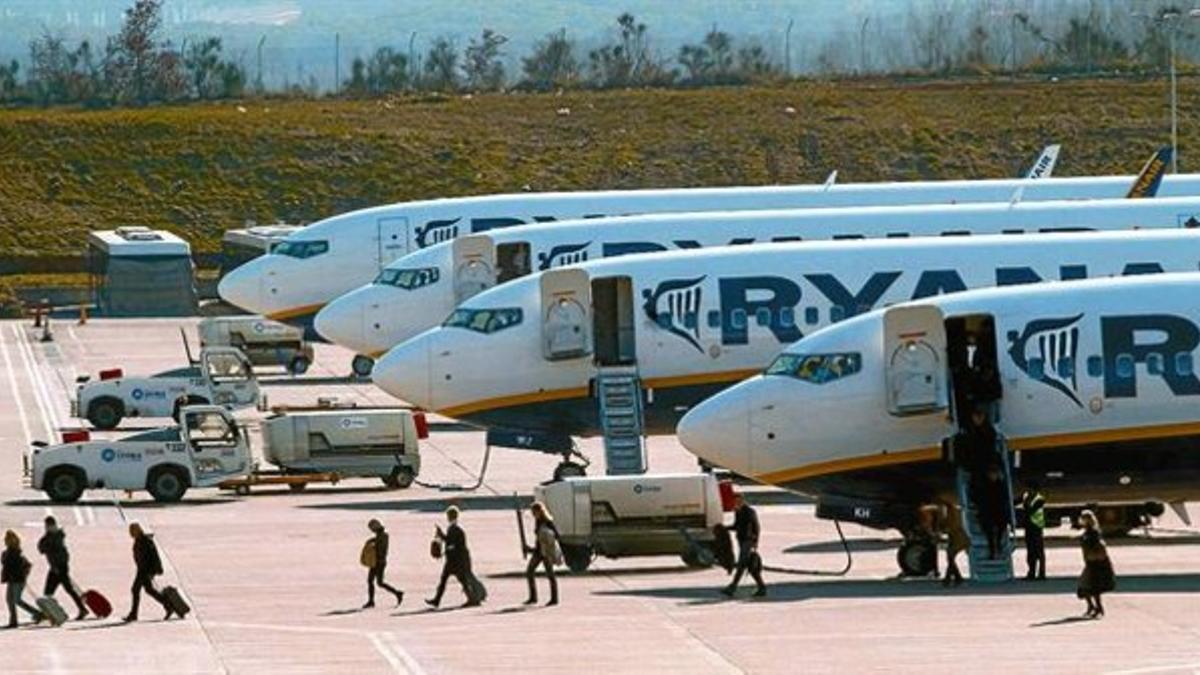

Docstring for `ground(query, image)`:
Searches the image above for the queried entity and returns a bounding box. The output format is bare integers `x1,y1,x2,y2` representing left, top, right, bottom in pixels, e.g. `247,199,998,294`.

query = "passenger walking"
362,519,404,609
3,530,43,628
123,523,172,622
979,463,1010,559
721,493,767,598
926,504,968,587
426,506,475,608
1076,510,1115,619
1020,482,1047,580
523,501,560,607
38,516,87,620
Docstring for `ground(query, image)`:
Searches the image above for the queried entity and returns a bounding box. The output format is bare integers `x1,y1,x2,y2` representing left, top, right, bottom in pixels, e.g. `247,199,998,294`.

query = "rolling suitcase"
36,596,68,626
161,586,191,619
464,571,487,606
82,589,112,619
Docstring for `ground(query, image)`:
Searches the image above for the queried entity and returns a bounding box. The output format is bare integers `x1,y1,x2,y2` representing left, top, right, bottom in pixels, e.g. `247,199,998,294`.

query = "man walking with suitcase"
721,493,767,598
362,519,404,608
123,523,173,622
38,517,87,621
427,506,479,607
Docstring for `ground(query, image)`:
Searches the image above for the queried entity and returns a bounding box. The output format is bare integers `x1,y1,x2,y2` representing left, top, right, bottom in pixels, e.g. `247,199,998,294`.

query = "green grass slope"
0,78,1190,264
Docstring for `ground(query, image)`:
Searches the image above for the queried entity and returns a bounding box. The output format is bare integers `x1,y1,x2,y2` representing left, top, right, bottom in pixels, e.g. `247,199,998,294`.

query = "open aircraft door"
376,216,410,268
452,234,497,304
540,268,592,361
884,305,949,416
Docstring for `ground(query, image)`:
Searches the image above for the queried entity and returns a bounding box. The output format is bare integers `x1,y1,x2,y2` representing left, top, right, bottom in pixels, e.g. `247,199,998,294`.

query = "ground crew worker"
427,506,475,608
524,501,560,607
123,523,172,622
943,505,969,587
3,530,43,628
1020,482,1047,580
38,516,87,620
721,493,767,598
363,519,404,609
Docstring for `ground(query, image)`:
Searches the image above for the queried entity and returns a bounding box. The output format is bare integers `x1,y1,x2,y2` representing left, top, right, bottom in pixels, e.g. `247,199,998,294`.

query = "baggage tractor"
161,586,191,618
82,589,112,618
36,596,68,626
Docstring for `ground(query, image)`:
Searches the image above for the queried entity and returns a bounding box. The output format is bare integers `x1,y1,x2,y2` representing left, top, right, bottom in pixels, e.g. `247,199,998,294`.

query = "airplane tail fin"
822,170,838,190
1126,146,1173,198
1024,144,1060,179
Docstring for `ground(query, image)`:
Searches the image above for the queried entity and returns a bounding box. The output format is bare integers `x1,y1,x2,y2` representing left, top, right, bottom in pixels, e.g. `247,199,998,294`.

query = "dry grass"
0,77,1191,261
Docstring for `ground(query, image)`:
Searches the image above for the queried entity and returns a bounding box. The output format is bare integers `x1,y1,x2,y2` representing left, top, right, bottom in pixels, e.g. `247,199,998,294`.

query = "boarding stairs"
955,434,1017,583
596,366,647,475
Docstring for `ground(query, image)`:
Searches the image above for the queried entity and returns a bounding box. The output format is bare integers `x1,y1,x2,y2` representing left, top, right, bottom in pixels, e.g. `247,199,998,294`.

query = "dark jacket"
443,522,470,571
133,534,163,577
953,423,998,473
1,548,32,584
372,531,389,567
38,529,70,572
733,503,761,547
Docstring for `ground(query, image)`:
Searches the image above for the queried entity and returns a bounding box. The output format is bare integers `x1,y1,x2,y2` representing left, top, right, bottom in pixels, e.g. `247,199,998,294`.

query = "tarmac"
2,318,1200,674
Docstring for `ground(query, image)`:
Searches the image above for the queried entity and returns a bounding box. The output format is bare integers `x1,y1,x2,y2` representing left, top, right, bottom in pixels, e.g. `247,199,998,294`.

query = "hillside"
0,77,1193,268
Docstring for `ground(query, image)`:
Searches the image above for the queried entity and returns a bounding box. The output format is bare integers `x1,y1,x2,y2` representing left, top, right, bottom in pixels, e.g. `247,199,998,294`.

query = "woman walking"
3,530,43,628
523,502,560,607
1076,510,1115,619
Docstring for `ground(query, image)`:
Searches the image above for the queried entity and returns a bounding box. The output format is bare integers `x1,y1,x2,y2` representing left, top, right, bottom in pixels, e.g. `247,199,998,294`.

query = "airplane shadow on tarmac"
6,497,237,509
788,533,1200,555
596,572,1200,606
301,494,534,513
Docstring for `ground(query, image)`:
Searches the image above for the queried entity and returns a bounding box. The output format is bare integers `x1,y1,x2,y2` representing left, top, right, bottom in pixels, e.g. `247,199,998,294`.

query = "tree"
589,13,673,88
105,0,184,104
736,43,777,80
678,27,736,85
464,29,507,91
0,60,17,102
422,36,459,91
364,46,409,93
28,33,104,105
520,29,579,90
185,37,225,99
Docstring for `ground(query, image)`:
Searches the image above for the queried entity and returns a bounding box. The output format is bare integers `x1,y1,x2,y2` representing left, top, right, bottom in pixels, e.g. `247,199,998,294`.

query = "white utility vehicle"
198,315,313,374
260,403,426,489
534,473,731,572
73,347,258,429
31,406,251,503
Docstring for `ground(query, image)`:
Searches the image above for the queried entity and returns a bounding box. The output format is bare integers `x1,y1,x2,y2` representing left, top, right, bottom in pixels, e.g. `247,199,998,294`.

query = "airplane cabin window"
707,312,721,328
656,313,672,329
1176,352,1194,376
443,307,524,334
830,306,845,322
756,308,771,326
1028,358,1044,379
779,307,795,328
805,307,819,325
1057,358,1074,379
1115,354,1134,379
765,352,862,384
731,309,747,330
1147,353,1165,376
1087,355,1104,377
683,313,698,329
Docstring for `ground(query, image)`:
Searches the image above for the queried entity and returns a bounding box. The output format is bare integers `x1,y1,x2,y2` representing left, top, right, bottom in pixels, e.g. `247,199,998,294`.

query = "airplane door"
540,268,592,361
452,234,497,303
884,305,949,416
377,217,410,268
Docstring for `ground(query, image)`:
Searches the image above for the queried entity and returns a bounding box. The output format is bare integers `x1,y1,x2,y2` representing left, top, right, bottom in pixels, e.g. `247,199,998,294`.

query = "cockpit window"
443,307,524,334
765,352,862,384
375,267,440,290
272,240,329,259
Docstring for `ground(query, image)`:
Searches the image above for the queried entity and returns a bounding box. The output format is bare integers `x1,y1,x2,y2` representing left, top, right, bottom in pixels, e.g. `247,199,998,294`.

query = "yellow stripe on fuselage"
266,303,326,322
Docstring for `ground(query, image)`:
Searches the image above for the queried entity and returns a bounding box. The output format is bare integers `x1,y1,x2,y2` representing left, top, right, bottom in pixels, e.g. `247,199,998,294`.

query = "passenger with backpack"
38,516,87,621
361,519,404,609
2,530,43,628
721,493,767,598
523,501,561,607
123,523,173,622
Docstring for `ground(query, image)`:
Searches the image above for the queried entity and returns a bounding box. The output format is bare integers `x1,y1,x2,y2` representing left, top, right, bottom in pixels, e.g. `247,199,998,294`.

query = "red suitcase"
82,590,112,618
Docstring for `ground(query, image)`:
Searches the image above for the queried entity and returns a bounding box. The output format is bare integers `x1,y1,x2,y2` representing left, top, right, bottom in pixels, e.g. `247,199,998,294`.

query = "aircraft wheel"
896,538,937,577
351,355,374,378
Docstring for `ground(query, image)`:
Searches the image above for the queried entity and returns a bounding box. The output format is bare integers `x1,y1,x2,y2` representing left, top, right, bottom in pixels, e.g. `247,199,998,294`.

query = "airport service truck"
258,404,426,489
31,406,251,503
198,316,313,375
534,473,732,572
72,347,258,429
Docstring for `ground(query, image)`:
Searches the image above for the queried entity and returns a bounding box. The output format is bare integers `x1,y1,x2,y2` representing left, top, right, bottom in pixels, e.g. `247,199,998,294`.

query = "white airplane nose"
314,294,364,351
217,266,261,314
373,335,433,408
677,386,753,475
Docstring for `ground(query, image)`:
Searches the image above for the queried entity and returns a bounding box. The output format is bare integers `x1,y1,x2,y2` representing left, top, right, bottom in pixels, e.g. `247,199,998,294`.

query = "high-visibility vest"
1024,492,1046,529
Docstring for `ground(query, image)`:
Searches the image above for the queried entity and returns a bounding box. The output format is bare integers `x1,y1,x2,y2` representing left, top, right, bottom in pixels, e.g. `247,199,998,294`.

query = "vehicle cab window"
375,267,440,290
443,307,524,335
765,352,862,384
185,411,238,449
273,240,329,259
206,353,252,382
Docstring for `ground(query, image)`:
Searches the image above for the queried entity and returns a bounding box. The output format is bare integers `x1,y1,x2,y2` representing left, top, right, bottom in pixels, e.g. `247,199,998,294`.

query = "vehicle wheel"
86,399,122,430
288,482,308,492
147,467,188,503
562,544,593,573
44,468,86,504
288,355,310,376
382,466,415,489
351,355,374,378
896,538,937,577
553,462,586,481
681,543,716,568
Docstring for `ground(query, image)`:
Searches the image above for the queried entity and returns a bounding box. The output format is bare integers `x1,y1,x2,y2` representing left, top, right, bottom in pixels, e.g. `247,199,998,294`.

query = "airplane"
677,272,1200,577
217,149,1184,360
313,177,1189,374
372,228,1200,480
